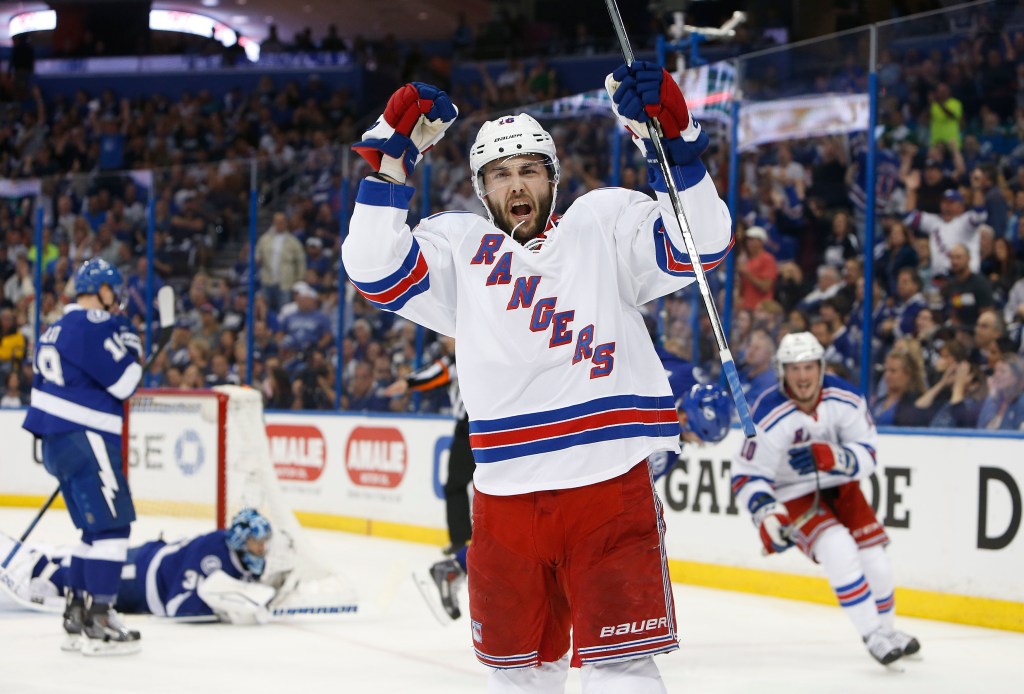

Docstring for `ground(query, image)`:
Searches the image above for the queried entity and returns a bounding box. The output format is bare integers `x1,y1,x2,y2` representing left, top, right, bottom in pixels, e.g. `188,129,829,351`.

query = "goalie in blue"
22,258,145,656
0,509,277,625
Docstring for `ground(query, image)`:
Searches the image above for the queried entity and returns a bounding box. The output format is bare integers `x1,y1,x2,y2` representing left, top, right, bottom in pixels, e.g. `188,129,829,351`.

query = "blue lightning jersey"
125,530,254,618
656,346,702,410
23,305,143,442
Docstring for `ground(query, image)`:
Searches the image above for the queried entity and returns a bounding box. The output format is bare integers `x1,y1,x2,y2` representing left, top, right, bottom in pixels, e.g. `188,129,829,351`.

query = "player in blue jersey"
22,258,145,656
0,509,275,624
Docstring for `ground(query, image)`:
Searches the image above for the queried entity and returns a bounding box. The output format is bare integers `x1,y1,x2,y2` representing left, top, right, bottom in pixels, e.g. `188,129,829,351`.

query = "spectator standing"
877,221,918,295
737,226,777,311
927,83,963,147
972,165,1008,239
942,244,994,328
904,179,985,277
255,211,306,310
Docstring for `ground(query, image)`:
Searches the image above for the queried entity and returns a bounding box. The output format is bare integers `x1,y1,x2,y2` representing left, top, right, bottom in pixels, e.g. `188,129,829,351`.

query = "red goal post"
122,388,230,528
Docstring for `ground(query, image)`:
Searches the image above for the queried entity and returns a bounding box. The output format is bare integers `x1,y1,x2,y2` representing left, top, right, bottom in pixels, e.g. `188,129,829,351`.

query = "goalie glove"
353,82,458,184
196,570,276,625
788,442,859,477
750,494,793,555
604,61,708,167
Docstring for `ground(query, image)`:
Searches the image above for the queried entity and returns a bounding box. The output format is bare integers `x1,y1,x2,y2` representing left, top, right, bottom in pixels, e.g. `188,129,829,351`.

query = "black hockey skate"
81,603,141,657
412,558,465,624
863,628,903,666
431,559,463,620
886,629,921,657
61,594,86,652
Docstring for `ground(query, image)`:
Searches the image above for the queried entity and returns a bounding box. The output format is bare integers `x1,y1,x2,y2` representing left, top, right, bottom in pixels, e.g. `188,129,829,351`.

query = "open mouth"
509,200,533,222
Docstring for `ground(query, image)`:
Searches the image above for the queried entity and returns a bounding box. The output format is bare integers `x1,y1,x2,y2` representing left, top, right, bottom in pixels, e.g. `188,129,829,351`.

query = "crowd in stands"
726,22,1024,431
0,9,1023,432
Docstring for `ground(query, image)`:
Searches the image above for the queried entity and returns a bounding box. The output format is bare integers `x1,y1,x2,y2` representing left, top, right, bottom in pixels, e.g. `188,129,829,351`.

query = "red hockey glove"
353,82,458,184
788,443,859,477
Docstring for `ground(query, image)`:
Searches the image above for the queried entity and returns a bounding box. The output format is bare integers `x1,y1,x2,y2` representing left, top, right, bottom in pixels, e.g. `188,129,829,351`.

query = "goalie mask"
227,508,272,577
470,113,559,248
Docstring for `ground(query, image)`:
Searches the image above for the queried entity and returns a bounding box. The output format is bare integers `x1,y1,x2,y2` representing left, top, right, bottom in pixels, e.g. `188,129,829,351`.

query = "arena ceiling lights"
9,8,260,61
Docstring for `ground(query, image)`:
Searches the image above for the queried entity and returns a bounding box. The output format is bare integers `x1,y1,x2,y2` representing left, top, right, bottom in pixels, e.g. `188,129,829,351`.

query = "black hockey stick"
1,487,59,570
603,0,755,437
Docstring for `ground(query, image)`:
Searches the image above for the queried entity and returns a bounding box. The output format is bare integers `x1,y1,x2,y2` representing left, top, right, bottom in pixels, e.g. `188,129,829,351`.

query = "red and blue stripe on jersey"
652,217,733,277
468,394,678,464
349,241,430,311
349,180,430,310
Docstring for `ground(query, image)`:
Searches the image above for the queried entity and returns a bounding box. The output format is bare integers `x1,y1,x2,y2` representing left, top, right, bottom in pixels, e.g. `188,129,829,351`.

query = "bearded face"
480,154,556,243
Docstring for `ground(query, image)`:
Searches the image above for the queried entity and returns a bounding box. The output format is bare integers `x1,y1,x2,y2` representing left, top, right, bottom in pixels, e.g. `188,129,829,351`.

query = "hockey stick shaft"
143,285,176,370
604,0,755,438
0,564,64,612
782,467,822,542
1,487,59,569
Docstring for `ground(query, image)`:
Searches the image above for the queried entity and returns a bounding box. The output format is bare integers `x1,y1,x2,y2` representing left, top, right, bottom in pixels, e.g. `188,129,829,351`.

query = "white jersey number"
35,345,65,386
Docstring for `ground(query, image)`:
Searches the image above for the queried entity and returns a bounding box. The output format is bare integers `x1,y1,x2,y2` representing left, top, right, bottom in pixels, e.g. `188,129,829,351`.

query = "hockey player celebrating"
731,332,920,666
1,509,276,625
343,63,733,692
22,258,144,656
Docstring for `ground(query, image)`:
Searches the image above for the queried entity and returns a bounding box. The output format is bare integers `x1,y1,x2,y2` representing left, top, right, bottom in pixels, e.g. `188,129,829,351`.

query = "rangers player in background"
0,509,276,625
731,332,920,666
343,59,733,692
22,258,144,656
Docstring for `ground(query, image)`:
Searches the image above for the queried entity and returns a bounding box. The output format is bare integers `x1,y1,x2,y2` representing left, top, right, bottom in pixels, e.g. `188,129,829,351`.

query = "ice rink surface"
1,507,1022,694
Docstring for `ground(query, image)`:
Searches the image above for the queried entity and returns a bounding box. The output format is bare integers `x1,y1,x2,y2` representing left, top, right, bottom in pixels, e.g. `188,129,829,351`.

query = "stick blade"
156,285,175,328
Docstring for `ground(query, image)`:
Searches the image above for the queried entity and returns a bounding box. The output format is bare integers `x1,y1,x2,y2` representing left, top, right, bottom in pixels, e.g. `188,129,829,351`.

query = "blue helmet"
226,508,272,577
74,258,124,297
682,384,732,443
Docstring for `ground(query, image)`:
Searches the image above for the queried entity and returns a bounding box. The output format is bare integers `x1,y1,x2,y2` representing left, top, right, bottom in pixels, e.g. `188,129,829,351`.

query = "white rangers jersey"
731,375,879,513
342,166,733,495
905,207,986,276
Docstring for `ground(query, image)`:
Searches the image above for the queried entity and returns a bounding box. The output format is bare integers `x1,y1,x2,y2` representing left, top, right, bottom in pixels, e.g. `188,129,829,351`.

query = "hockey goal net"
123,386,355,610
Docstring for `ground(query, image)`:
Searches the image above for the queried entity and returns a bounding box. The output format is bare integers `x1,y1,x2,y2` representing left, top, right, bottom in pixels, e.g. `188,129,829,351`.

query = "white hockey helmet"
469,113,560,228
775,331,826,381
